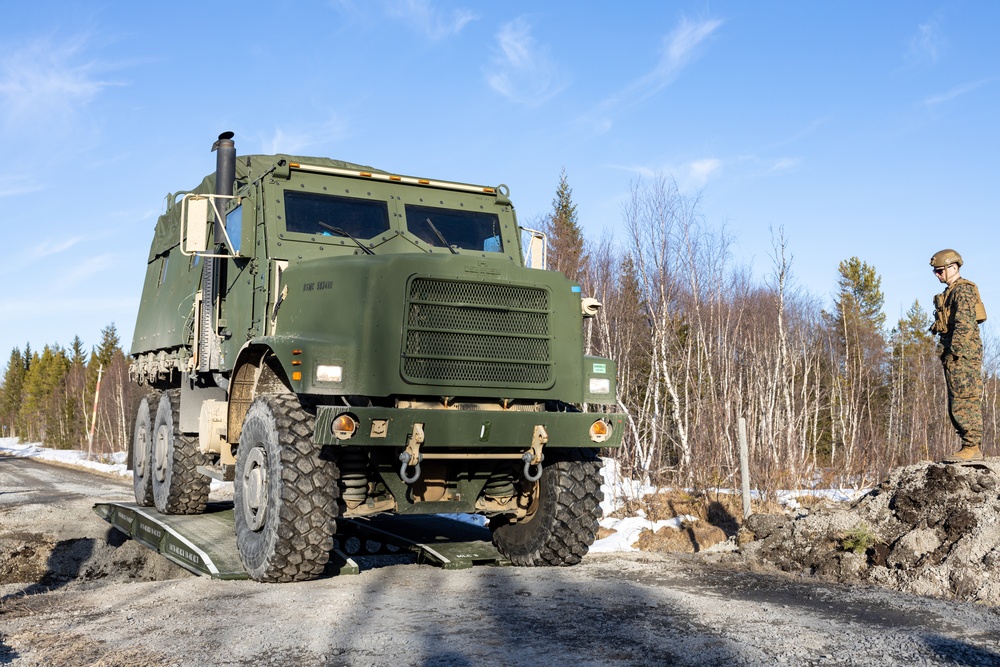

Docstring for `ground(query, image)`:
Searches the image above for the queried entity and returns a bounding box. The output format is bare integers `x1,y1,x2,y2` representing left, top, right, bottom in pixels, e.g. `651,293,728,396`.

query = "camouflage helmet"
930,248,963,268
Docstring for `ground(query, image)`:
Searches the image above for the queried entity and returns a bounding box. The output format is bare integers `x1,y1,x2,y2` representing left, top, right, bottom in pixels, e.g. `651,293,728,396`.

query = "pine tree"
94,323,122,367
0,347,26,438
64,335,89,449
834,257,886,334
824,257,889,468
87,323,123,405
70,335,87,366
891,300,934,356
17,345,70,444
544,168,588,282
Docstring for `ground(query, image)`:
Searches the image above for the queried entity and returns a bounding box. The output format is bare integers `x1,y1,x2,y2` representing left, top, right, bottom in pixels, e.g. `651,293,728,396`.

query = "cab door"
219,195,260,369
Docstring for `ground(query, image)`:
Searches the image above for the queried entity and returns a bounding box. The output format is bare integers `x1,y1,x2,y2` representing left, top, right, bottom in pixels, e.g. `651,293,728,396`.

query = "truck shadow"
5,537,96,599
333,562,744,666
0,633,20,665
2,525,180,604
923,634,1000,665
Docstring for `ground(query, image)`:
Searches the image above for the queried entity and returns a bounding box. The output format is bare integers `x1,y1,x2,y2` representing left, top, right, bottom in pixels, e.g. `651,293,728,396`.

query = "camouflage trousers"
942,352,983,448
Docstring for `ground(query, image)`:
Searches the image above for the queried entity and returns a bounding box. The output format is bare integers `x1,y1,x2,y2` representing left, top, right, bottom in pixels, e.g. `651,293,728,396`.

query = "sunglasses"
933,265,953,275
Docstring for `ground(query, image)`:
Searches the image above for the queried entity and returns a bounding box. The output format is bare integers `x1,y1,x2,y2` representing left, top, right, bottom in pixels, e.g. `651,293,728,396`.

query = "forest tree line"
545,171,999,494
1,172,996,492
0,324,139,461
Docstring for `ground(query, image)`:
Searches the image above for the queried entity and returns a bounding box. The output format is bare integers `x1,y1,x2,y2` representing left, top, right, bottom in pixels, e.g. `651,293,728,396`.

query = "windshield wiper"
318,221,375,255
426,218,458,254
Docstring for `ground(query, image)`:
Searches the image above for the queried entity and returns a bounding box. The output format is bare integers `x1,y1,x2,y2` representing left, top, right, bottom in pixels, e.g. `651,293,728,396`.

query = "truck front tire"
490,449,604,566
151,389,210,515
234,394,339,583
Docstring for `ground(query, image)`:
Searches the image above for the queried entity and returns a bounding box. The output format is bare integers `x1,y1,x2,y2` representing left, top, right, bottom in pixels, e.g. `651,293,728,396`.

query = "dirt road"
2,456,999,666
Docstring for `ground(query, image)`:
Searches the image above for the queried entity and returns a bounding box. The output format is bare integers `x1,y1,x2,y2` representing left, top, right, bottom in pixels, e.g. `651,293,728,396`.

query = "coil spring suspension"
338,447,369,508
483,469,516,499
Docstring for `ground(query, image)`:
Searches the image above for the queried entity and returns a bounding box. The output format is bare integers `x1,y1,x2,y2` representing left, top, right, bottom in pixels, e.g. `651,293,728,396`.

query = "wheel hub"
134,423,149,477
241,447,268,531
153,424,169,483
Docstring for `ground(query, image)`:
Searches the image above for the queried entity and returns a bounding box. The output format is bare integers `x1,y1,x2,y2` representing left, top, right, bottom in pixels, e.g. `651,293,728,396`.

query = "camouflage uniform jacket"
935,278,984,361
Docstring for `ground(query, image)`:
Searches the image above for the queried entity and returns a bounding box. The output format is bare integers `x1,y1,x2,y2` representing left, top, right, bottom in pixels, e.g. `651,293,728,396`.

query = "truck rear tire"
151,389,210,515
132,393,158,507
490,449,603,566
234,394,339,583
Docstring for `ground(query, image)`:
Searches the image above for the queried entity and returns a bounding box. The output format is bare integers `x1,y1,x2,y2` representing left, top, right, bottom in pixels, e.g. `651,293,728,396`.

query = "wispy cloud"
29,236,86,260
907,19,944,64
763,117,831,151
612,152,798,193
486,18,567,106
575,17,722,136
0,33,118,130
767,157,801,173
0,230,121,279
0,174,44,198
383,0,477,41
0,294,137,321
688,158,722,187
922,79,991,108
603,17,722,110
54,253,117,288
259,117,350,155
612,156,723,192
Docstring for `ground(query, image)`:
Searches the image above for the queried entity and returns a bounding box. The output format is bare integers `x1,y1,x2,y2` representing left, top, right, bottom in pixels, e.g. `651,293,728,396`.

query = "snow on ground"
0,437,870,553
0,437,130,478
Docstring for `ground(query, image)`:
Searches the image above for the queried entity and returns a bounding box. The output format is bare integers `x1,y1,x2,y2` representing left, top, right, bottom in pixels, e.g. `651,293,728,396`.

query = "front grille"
402,278,552,387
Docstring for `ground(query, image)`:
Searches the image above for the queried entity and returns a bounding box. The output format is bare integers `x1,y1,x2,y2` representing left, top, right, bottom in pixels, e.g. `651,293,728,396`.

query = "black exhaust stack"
198,132,235,374
211,131,236,243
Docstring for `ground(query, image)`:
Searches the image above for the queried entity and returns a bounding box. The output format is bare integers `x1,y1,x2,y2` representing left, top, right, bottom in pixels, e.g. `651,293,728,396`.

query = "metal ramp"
94,502,271,580
93,502,508,580
338,514,510,570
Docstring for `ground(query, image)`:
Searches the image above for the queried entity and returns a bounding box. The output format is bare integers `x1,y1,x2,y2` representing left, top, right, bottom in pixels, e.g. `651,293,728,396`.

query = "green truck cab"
129,133,623,582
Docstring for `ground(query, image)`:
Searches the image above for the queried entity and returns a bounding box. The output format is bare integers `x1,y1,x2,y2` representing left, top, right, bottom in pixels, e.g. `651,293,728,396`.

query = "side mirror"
184,196,210,253
520,227,547,270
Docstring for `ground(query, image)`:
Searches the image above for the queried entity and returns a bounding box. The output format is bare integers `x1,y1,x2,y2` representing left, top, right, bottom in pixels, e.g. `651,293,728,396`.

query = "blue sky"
1,1,998,361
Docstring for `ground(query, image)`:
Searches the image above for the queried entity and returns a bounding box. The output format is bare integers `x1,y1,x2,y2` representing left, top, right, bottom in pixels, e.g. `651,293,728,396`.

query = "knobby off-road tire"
132,392,158,507
234,394,340,583
490,448,604,566
151,389,210,515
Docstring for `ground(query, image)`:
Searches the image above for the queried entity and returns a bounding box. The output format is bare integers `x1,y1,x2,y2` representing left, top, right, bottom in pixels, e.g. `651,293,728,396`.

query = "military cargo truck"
129,132,623,582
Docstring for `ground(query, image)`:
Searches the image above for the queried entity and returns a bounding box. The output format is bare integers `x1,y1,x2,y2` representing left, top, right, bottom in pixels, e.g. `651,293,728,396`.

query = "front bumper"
313,406,624,449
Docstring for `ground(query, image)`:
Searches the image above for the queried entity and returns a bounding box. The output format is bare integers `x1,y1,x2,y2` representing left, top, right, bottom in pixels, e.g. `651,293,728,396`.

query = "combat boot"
942,445,984,463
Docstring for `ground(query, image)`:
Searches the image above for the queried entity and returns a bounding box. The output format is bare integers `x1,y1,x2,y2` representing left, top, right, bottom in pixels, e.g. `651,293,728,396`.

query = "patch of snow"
0,437,128,477
591,514,700,553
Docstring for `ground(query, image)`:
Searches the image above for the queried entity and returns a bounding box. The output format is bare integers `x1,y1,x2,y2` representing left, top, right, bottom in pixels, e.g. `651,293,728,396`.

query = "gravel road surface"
2,456,999,667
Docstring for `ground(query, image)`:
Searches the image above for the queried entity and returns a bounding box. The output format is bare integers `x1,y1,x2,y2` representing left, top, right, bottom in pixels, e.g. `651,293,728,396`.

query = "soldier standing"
929,249,987,462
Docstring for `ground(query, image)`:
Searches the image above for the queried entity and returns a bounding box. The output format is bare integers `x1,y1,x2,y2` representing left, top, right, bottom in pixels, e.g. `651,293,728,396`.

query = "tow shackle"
522,451,543,482
398,452,423,484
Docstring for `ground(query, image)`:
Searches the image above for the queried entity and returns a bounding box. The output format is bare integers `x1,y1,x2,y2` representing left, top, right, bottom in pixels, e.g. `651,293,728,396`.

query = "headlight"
316,364,343,383
589,378,611,395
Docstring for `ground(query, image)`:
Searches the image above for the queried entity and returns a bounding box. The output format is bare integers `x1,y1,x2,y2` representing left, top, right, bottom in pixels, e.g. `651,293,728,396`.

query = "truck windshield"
284,191,390,240
404,204,503,252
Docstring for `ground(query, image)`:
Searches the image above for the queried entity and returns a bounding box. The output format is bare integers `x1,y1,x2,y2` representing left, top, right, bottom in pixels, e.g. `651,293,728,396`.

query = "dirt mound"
635,522,728,553
0,528,190,595
736,458,1000,604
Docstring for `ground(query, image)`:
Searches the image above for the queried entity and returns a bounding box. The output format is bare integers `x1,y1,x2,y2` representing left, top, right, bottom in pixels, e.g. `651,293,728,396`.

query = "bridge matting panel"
94,502,508,578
